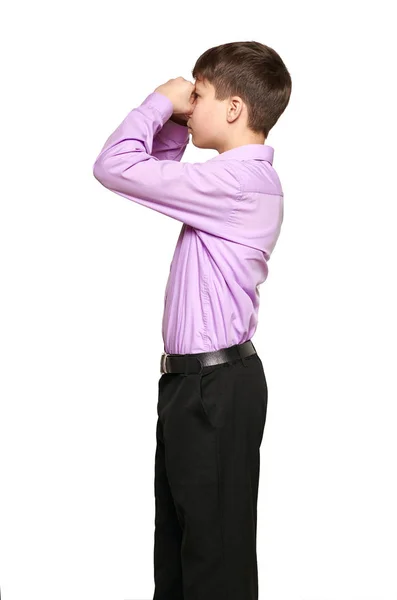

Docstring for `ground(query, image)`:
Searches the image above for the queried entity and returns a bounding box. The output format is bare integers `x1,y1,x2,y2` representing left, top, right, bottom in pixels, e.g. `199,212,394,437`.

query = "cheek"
193,103,212,129
201,105,214,121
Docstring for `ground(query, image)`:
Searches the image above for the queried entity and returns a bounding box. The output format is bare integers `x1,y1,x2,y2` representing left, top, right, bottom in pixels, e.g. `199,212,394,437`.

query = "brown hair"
191,41,292,138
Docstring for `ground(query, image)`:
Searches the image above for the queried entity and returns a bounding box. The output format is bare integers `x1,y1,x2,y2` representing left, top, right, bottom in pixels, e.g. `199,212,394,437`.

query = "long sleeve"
152,116,190,162
92,91,241,236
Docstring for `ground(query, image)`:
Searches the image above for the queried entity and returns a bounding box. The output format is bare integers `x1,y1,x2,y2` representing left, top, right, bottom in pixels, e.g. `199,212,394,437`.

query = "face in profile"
187,78,228,149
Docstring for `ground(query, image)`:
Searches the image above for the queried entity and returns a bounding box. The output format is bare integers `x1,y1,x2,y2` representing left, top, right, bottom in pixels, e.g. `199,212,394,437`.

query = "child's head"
187,41,291,153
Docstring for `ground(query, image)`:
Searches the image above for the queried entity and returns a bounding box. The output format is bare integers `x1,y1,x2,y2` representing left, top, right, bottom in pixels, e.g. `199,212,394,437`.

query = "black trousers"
153,350,268,600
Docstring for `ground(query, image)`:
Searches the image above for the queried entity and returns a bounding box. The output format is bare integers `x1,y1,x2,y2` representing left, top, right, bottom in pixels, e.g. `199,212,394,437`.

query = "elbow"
92,159,111,187
93,159,103,182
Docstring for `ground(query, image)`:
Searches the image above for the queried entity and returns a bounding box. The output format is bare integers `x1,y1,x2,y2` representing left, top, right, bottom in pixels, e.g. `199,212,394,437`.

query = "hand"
154,77,196,117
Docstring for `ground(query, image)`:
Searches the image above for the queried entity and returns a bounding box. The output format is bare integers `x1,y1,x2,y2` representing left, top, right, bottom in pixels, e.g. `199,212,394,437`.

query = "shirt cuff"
141,91,174,124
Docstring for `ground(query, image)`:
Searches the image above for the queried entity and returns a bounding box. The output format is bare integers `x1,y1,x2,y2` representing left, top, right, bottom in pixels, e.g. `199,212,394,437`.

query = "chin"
191,135,205,149
191,136,200,148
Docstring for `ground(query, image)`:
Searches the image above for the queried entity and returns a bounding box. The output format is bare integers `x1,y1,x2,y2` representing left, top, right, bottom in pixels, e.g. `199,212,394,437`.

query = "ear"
227,96,244,122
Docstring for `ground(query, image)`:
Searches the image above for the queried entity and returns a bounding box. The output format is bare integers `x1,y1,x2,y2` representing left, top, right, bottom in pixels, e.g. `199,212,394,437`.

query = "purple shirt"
93,91,284,354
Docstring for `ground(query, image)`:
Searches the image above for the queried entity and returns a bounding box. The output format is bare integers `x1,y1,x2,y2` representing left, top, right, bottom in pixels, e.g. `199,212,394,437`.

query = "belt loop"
237,343,249,368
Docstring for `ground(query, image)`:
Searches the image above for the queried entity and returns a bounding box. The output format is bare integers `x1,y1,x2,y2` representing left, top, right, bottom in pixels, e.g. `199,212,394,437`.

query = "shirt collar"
210,143,274,165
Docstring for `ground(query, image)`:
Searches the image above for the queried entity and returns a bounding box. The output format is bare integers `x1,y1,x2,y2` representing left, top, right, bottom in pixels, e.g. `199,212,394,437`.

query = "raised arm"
92,91,241,235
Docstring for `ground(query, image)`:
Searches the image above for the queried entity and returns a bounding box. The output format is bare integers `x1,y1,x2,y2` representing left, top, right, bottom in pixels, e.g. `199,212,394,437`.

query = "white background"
1,1,396,599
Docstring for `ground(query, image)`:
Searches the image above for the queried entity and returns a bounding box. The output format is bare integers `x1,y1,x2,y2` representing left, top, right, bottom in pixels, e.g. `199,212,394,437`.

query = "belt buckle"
160,352,169,374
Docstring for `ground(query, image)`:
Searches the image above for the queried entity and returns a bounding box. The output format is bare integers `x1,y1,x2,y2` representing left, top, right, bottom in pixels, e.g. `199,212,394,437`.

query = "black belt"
160,340,257,375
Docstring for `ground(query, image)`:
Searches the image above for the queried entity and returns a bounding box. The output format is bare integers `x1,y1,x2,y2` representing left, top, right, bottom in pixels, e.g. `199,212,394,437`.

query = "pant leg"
158,353,268,600
153,409,184,599
214,356,267,600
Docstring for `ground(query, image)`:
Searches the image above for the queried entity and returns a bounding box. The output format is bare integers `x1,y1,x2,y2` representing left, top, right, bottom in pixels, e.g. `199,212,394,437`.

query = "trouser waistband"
160,339,257,375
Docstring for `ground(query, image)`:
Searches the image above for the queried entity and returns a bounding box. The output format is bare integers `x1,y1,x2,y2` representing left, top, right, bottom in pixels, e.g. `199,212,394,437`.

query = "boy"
93,40,291,600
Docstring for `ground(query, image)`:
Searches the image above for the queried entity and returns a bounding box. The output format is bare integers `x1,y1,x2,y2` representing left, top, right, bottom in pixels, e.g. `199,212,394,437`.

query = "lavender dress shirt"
93,91,284,355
